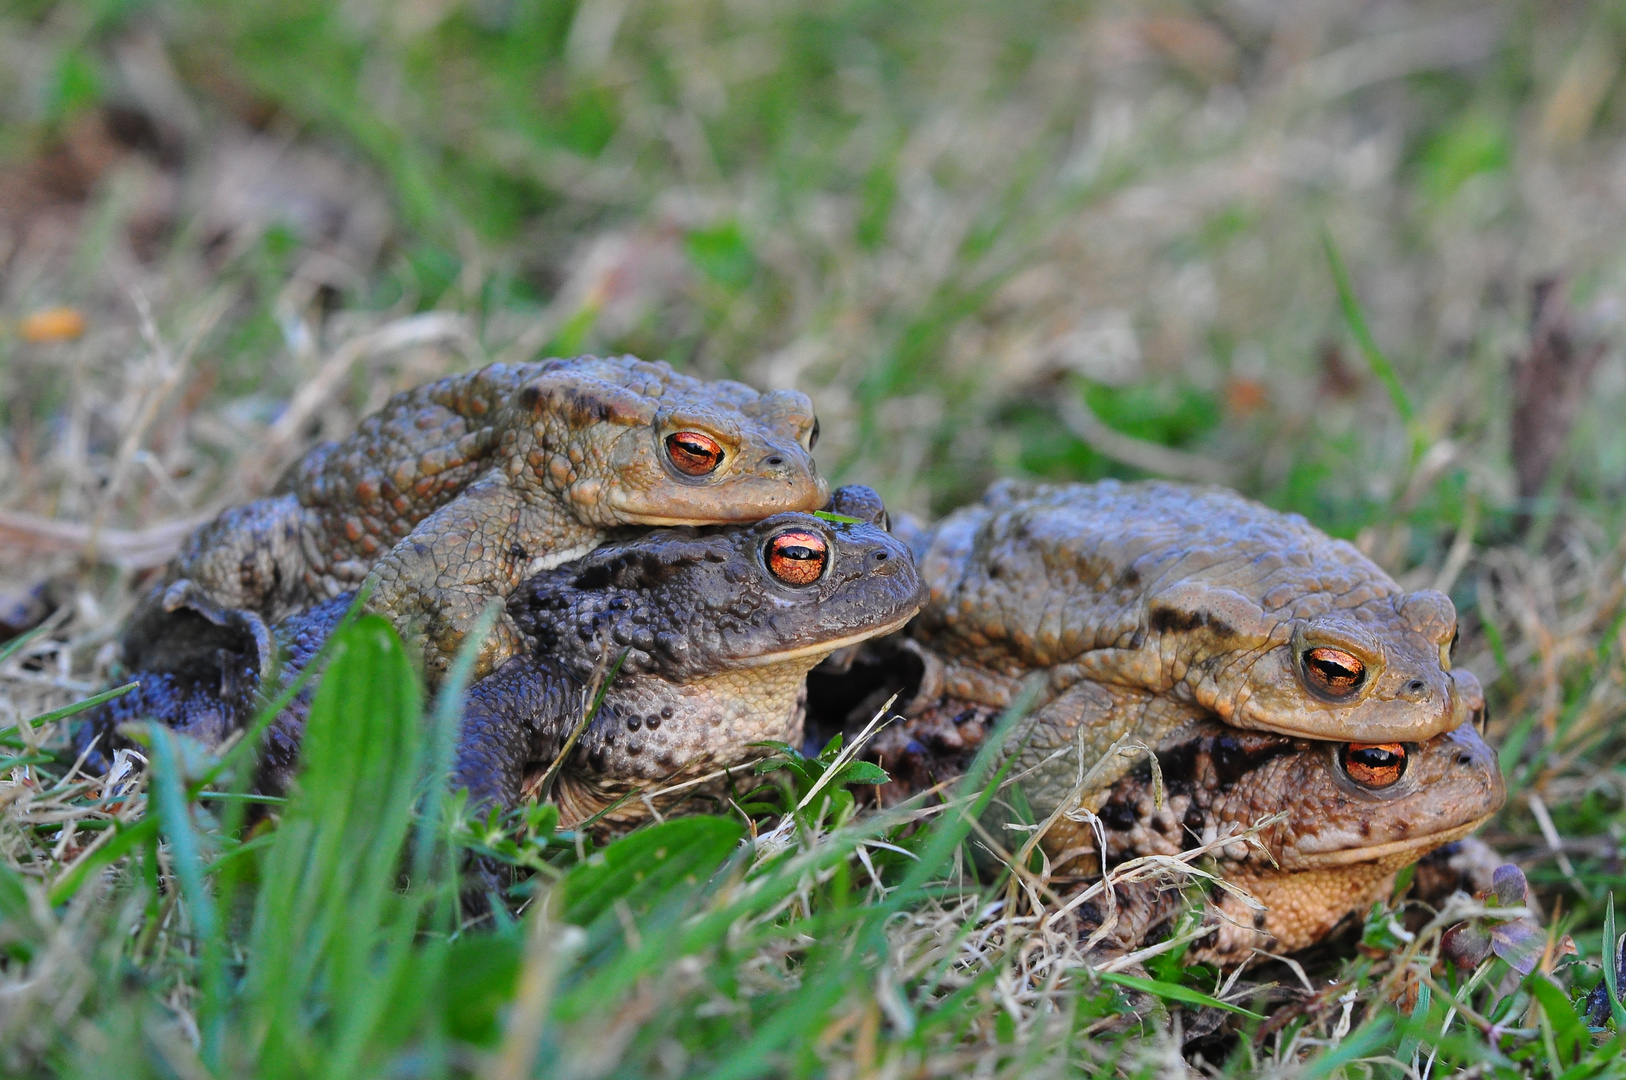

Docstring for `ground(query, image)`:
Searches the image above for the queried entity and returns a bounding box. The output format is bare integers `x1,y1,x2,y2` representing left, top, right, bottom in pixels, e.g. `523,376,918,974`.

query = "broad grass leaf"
437,928,526,1048
1526,972,1586,1067
838,760,889,786
0,861,29,925
0,862,36,962
244,614,424,1075
559,816,745,928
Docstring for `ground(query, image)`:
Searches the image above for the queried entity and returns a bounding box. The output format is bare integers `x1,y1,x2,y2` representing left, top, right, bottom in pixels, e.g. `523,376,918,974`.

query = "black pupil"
680,439,714,459
778,543,818,561
1350,747,1401,769
1312,657,1357,683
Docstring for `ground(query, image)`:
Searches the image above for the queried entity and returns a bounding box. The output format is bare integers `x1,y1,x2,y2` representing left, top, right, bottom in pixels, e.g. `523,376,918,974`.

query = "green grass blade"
199,588,374,791
149,725,225,1068
1095,971,1263,1019
1303,1015,1395,1078
1322,228,1415,426
46,817,159,906
3,681,138,737
536,647,628,802
0,621,54,667
414,599,502,884
1606,893,1626,1029
706,964,851,1080
244,613,424,1075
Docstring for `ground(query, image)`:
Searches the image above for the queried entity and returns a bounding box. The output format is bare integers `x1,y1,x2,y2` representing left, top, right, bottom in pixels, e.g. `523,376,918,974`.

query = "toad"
454,485,921,824
893,479,1484,856
85,487,923,825
156,355,828,681
1088,716,1505,963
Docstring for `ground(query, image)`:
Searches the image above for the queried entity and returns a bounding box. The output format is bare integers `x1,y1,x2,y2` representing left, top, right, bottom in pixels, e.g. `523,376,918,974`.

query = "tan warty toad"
151,355,828,681
1085,716,1504,963
893,479,1484,858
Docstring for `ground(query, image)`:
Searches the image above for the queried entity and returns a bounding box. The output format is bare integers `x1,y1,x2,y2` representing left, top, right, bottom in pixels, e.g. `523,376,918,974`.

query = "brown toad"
894,479,1483,853
159,355,828,681
1090,717,1504,963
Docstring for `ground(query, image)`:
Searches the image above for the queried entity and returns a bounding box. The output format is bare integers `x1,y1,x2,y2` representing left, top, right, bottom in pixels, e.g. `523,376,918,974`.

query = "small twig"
255,312,474,489
0,511,210,570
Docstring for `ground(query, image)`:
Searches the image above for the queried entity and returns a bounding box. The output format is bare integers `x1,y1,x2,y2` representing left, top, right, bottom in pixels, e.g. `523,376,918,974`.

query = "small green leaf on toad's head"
812,511,864,524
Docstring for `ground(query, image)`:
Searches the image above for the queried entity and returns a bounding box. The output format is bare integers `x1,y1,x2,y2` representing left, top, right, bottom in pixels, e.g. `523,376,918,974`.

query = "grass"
8,0,1626,1074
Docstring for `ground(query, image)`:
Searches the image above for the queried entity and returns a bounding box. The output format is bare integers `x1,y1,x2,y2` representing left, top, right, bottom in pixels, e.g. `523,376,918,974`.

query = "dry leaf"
18,306,87,343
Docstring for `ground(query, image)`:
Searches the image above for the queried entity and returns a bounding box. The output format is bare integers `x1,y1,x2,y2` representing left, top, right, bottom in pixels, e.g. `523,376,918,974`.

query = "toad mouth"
738,611,920,668
1277,812,1499,870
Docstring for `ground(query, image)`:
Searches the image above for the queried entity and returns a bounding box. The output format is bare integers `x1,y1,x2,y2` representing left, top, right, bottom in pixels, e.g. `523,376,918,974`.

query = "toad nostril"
1407,679,1426,693
873,551,888,561
1457,753,1473,767
766,456,784,466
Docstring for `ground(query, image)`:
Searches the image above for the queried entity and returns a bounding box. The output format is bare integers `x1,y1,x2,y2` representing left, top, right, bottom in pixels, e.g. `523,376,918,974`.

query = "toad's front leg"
454,654,589,813
361,473,598,683
990,681,1196,865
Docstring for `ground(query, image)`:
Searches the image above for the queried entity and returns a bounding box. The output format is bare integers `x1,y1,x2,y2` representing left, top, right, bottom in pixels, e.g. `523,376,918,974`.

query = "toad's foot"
168,493,311,618
361,474,597,681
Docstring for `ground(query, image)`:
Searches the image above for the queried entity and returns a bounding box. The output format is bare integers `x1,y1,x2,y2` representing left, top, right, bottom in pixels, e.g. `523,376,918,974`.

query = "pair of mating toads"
81,355,1504,965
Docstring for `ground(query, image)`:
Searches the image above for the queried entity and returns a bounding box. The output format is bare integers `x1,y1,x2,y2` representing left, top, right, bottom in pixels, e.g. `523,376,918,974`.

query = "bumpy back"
912,480,1475,744
914,479,1399,672
288,360,531,553
290,353,823,561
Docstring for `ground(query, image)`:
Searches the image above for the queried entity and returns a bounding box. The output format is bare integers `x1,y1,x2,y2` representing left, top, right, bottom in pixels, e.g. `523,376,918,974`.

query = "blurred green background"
7,0,1626,544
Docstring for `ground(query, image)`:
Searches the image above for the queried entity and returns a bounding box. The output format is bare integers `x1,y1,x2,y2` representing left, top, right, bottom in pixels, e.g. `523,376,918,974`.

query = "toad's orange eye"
767,531,827,586
1342,743,1407,789
1303,647,1366,699
666,431,725,476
